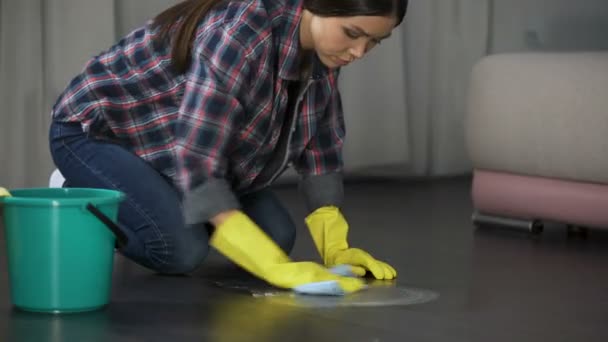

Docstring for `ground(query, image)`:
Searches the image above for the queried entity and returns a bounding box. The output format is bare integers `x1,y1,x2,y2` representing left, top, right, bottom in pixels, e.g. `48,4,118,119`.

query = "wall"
491,0,608,53
46,0,117,104
0,0,117,188
115,0,181,36
414,0,491,176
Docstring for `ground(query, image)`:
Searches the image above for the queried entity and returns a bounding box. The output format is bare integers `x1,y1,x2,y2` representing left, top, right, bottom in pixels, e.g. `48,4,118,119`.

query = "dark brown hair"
152,0,409,74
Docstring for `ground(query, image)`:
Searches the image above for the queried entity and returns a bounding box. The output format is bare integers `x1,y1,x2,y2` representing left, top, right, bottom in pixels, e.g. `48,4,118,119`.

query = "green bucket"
0,188,126,314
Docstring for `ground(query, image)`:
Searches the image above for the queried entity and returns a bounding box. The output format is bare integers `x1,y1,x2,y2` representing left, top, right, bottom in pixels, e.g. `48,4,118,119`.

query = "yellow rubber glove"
0,187,10,197
209,211,365,294
0,187,10,218
305,206,397,280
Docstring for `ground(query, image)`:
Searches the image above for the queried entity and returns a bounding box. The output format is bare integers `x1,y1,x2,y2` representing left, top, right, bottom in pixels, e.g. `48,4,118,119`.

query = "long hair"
152,0,225,74
152,0,409,74
304,0,408,25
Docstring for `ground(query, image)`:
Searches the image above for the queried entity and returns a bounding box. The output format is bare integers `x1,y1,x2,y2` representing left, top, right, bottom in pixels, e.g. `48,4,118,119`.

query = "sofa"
465,51,608,235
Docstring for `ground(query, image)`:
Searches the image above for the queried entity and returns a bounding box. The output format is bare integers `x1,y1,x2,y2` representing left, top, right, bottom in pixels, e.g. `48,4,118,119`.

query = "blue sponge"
328,264,358,277
293,265,362,296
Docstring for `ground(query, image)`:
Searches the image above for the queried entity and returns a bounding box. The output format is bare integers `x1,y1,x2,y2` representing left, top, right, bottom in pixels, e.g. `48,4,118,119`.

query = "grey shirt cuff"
298,172,344,214
183,178,241,225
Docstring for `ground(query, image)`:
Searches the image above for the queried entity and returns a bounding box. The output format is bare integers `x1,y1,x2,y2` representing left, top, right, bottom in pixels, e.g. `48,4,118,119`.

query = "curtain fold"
339,24,410,175
0,0,116,188
0,0,46,188
403,0,492,177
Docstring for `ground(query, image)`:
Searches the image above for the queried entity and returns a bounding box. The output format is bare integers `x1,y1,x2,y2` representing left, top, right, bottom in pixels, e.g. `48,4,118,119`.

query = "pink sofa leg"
471,169,608,231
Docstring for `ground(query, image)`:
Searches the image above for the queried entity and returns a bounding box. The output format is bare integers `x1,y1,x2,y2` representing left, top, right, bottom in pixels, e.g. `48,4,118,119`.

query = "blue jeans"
49,121,296,274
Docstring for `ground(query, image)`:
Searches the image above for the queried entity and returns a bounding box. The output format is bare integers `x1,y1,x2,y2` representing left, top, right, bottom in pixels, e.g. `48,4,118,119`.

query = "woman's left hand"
329,247,397,280
305,206,397,280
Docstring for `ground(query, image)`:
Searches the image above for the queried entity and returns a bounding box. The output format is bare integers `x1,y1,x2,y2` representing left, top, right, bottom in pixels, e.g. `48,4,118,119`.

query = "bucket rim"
0,187,125,207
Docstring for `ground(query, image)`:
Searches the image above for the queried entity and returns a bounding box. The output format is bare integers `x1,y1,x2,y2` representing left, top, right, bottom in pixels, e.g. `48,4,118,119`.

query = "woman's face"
303,12,397,68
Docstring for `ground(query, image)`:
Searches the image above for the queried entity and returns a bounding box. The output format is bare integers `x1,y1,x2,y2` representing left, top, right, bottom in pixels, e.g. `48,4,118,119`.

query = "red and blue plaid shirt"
51,0,345,223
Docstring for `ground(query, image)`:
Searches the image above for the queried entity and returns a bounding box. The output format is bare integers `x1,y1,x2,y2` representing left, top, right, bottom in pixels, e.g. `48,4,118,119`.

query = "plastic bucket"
0,188,126,313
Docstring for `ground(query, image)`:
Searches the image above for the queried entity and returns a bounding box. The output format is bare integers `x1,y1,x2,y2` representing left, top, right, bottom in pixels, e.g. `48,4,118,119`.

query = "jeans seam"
60,138,170,265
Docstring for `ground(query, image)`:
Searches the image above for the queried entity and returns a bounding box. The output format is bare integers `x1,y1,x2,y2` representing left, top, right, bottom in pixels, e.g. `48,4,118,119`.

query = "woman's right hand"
210,209,240,227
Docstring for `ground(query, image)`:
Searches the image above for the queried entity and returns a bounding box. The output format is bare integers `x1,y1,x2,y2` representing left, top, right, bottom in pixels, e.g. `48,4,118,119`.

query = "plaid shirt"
51,0,345,223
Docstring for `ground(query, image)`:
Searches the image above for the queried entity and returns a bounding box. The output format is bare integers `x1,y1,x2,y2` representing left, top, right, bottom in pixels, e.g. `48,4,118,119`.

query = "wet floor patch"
210,277,439,308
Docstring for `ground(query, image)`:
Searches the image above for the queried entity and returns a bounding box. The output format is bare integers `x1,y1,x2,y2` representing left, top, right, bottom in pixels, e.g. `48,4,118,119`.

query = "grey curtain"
0,0,116,189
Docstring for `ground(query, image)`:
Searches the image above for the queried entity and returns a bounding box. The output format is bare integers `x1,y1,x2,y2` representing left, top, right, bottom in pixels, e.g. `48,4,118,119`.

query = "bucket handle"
86,203,128,248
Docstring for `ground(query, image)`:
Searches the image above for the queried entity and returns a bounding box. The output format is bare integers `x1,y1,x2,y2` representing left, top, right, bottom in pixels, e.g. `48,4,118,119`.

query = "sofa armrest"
465,52,608,184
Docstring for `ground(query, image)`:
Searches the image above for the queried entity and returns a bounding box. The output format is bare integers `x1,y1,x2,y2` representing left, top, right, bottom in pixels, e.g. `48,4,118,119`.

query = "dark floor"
2,177,608,341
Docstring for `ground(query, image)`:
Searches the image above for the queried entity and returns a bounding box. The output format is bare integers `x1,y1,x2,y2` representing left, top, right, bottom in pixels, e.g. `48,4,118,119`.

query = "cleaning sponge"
293,265,364,296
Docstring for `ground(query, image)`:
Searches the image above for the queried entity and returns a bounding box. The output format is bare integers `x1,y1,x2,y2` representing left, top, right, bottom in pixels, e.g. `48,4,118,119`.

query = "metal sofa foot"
472,211,543,235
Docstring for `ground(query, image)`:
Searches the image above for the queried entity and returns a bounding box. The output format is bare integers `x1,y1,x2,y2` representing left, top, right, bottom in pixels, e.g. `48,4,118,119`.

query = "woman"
49,0,408,294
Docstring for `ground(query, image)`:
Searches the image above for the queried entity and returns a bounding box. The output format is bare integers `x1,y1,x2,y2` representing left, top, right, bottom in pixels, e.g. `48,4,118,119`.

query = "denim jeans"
49,121,296,274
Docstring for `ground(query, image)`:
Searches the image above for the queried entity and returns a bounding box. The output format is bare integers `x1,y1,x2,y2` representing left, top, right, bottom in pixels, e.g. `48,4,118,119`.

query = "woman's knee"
268,219,296,254
110,190,210,275
157,245,209,275
150,224,211,275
